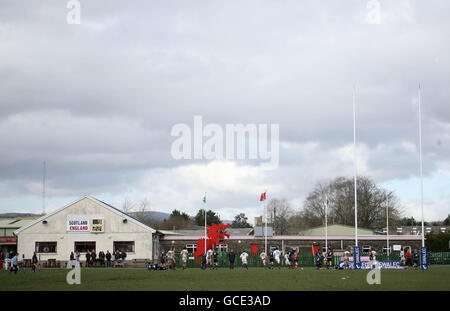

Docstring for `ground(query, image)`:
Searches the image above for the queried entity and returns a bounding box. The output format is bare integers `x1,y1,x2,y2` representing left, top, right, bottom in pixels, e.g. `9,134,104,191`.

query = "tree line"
121,176,449,234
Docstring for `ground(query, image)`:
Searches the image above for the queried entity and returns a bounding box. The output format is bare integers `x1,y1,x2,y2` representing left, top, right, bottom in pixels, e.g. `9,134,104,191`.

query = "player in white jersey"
400,250,406,266
240,251,249,269
343,251,350,270
284,252,291,268
206,249,213,268
369,249,377,269
260,252,267,268
167,248,176,270
273,248,281,269
180,247,189,270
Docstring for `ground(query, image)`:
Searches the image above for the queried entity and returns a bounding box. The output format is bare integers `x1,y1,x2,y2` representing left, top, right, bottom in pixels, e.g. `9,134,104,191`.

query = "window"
382,247,391,254
35,242,57,253
186,244,197,254
218,244,228,253
113,241,135,253
362,245,371,253
74,241,96,253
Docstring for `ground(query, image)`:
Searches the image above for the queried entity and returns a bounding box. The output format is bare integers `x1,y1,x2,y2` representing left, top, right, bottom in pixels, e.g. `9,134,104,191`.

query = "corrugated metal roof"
0,218,38,229
298,224,374,236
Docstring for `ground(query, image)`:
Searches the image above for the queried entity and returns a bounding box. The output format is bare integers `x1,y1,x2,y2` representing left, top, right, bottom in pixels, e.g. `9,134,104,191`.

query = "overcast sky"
0,0,449,224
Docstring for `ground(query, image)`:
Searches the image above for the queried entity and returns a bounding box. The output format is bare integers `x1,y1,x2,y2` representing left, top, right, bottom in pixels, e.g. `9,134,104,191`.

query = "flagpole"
418,85,425,248
353,85,358,247
386,195,389,256
325,195,328,252
204,193,207,255
264,191,267,256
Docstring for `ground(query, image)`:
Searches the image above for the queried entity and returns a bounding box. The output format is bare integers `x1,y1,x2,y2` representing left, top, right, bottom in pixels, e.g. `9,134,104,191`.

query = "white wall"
17,197,153,261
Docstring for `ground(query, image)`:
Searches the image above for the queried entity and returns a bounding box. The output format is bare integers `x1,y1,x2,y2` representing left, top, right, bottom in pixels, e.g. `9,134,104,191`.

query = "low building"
160,223,423,256
14,196,157,267
1,217,40,259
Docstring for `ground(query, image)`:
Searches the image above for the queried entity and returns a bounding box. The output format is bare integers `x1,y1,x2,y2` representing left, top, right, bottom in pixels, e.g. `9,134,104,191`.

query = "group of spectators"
68,249,127,268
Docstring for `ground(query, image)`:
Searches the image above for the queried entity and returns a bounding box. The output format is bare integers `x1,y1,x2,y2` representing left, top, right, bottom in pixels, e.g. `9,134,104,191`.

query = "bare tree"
266,198,294,235
121,197,135,214
300,176,403,230
135,197,151,222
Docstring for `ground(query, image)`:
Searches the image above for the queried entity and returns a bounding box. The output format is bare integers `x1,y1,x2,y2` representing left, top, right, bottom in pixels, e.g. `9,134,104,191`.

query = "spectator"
121,250,127,266
31,252,38,272
91,250,97,266
98,251,105,267
70,252,75,268
114,250,120,266
406,248,412,267
85,250,91,268
106,250,112,267
75,252,80,268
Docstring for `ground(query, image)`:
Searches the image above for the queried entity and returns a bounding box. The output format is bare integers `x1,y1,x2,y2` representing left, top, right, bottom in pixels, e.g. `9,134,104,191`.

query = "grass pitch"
1,266,449,291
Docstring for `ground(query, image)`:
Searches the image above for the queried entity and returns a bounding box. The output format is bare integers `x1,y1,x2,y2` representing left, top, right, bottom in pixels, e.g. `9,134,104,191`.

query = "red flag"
260,192,266,202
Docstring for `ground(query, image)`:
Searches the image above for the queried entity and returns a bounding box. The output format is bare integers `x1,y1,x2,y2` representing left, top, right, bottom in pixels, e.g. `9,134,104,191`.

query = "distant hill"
128,211,232,224
0,212,42,218
128,211,171,222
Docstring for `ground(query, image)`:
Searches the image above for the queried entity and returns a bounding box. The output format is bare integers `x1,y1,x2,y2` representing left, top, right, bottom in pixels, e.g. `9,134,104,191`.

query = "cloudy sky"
0,0,449,223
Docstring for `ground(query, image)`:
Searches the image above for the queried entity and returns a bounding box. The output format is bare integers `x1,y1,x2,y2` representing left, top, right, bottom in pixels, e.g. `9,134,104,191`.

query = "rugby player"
273,248,282,269
260,251,267,269
269,248,275,269
326,248,334,269
180,247,189,270
369,248,377,269
343,250,350,269
206,248,213,269
413,248,419,269
240,250,249,269
315,249,323,270
284,251,291,269
212,248,219,269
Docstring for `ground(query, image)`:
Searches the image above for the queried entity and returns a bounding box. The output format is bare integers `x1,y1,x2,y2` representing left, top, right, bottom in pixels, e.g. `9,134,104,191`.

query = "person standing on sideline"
75,252,80,268
121,250,127,267
228,249,236,270
240,250,249,270
85,250,91,268
406,248,412,268
32,252,38,272
91,250,97,267
69,252,75,268
106,250,112,268
9,253,18,274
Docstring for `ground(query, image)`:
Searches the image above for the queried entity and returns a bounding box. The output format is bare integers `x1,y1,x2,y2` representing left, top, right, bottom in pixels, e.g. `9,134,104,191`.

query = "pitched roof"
298,224,374,236
14,196,156,235
0,218,39,229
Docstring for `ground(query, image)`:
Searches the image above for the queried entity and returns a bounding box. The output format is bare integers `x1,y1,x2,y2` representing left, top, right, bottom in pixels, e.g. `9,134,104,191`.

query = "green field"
1,266,449,291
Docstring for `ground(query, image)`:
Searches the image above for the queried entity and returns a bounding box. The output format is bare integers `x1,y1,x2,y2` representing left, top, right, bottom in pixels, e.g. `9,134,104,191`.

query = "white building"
14,196,156,264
